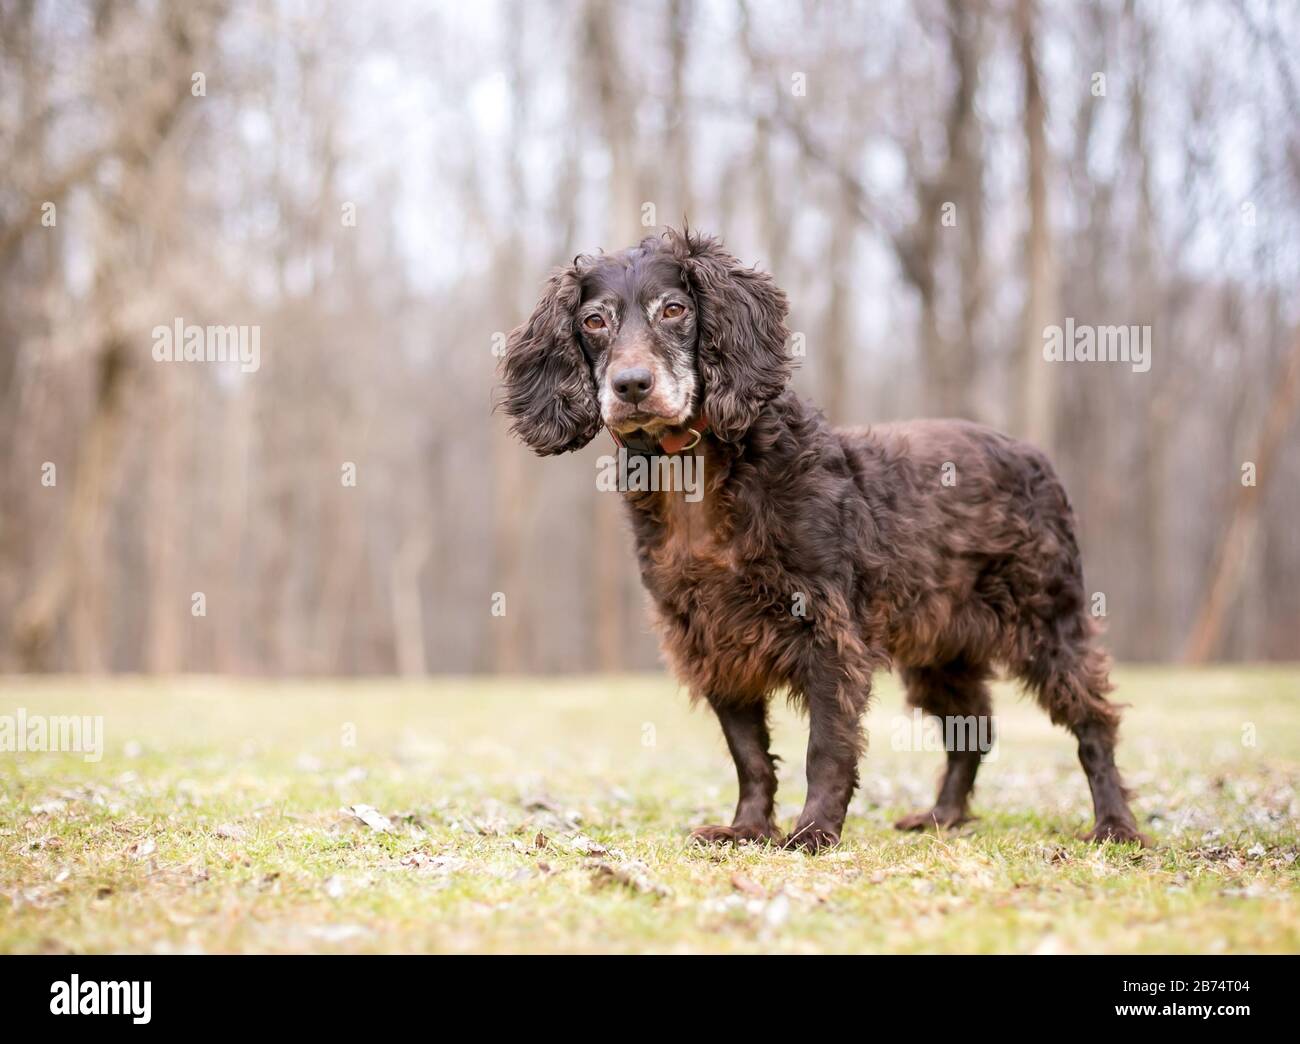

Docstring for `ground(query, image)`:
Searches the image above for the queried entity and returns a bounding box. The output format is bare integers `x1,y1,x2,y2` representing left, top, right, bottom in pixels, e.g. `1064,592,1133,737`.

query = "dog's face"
578,248,699,436
501,229,791,455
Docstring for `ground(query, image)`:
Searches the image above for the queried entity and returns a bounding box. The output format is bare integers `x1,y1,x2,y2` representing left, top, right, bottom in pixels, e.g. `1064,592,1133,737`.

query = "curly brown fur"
501,228,1147,851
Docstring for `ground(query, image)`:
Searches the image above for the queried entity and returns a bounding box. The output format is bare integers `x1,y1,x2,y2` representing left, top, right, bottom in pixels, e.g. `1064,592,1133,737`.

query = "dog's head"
500,228,790,454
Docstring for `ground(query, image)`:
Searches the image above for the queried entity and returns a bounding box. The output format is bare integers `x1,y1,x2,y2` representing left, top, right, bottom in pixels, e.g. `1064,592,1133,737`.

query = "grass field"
1,668,1297,954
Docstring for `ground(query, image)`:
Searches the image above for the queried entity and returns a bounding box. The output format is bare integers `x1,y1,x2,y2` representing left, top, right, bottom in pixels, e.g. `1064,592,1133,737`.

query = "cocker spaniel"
500,228,1146,851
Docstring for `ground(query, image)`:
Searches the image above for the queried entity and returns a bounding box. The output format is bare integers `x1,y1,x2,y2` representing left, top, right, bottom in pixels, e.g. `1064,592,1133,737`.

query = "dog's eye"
582,314,606,332
662,303,686,319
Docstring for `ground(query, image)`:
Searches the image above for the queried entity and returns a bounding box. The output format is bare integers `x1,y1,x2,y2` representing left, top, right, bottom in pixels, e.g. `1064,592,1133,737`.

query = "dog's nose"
612,367,654,404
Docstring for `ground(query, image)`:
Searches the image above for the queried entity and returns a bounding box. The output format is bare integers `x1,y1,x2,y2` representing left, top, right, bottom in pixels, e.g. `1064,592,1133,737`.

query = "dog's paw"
1081,820,1152,847
690,823,781,847
781,822,840,854
894,807,971,832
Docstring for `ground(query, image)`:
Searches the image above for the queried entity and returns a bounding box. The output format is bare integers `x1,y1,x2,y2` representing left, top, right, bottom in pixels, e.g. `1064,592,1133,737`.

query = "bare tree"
1015,0,1058,452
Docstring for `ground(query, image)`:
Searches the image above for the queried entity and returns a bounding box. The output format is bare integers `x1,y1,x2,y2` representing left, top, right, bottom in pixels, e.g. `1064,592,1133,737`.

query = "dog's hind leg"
691,699,782,845
1019,621,1149,846
894,659,993,831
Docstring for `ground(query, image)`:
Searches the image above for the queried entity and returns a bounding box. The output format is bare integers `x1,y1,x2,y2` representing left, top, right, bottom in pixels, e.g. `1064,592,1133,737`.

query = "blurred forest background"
1,0,1298,676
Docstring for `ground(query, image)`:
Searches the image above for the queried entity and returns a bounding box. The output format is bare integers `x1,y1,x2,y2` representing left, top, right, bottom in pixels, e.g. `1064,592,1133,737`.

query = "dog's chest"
647,495,736,576
635,492,794,698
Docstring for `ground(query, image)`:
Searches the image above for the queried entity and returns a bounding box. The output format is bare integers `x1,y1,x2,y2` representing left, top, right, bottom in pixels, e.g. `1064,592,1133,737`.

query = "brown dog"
501,228,1146,850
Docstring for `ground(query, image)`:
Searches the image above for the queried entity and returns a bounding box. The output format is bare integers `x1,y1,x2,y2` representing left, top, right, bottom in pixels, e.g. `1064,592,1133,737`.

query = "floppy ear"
673,230,791,442
500,265,601,455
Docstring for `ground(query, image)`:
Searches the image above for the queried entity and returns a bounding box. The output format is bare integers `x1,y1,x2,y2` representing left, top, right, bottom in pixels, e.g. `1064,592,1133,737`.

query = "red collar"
608,414,709,456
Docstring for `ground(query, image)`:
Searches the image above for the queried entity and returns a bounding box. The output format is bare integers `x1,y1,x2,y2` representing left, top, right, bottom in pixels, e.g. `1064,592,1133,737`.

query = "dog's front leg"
785,668,868,853
691,699,782,846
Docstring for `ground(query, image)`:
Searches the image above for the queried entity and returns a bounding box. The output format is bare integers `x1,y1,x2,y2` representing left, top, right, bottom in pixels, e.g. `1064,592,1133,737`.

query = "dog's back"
838,417,1089,671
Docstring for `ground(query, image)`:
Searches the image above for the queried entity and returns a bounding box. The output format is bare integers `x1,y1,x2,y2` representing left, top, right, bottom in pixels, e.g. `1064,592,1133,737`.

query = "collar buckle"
608,413,709,456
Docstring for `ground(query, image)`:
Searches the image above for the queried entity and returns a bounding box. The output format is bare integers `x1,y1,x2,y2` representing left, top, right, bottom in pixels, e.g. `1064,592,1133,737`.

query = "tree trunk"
586,0,639,673
1185,332,1300,662
1016,0,1058,453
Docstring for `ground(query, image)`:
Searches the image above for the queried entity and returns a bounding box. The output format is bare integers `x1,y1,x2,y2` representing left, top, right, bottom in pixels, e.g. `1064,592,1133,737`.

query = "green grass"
1,668,1297,953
